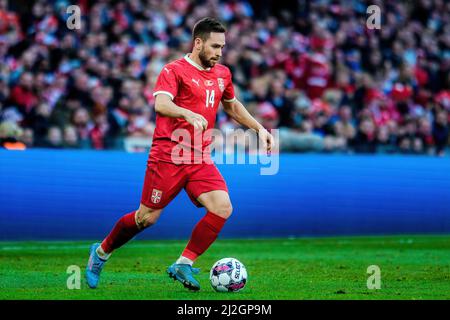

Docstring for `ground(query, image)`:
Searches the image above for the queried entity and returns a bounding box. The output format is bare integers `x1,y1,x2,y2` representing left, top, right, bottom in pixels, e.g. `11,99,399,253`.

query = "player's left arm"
221,98,274,153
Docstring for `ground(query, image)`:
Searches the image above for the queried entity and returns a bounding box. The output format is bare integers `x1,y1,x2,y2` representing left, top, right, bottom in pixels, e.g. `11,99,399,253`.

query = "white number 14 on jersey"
205,89,215,108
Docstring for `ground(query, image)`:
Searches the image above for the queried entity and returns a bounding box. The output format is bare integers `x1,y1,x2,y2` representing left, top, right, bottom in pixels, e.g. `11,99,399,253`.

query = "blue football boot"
167,263,201,291
85,243,107,289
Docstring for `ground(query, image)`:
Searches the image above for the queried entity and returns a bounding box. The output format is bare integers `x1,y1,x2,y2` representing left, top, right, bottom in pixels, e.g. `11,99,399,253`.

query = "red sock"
101,211,141,253
182,211,227,261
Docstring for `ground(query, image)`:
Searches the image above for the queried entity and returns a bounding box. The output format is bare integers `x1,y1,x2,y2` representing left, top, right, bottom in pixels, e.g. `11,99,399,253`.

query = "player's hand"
258,127,274,155
183,110,208,131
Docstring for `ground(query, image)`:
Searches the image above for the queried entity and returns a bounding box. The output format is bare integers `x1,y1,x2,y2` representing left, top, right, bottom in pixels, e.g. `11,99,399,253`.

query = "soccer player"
86,17,274,291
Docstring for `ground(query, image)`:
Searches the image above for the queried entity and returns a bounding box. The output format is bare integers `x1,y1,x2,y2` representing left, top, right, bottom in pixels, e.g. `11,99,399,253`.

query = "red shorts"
140,161,228,209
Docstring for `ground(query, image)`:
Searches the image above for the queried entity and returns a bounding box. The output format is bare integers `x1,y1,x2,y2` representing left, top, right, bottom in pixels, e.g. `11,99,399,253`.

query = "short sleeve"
222,69,236,102
153,65,178,100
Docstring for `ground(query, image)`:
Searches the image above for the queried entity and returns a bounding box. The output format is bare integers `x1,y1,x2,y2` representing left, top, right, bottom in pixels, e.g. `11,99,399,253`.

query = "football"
209,257,248,292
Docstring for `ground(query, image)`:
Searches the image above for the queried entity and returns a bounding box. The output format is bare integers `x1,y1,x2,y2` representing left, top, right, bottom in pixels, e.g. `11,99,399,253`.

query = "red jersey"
150,54,236,163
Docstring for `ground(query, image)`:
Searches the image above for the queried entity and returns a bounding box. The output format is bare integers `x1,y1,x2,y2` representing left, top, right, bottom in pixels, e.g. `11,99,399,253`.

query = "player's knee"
135,208,160,229
212,202,233,219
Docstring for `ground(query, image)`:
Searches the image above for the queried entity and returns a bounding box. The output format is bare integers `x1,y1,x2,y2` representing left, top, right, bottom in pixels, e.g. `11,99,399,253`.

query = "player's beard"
199,46,218,68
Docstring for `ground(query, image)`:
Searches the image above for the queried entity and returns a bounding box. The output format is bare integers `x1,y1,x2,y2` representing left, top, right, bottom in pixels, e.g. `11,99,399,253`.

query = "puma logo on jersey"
164,67,170,74
192,78,200,86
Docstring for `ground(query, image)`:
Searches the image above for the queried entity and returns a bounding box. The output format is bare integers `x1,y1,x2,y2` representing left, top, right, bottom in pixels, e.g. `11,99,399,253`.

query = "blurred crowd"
0,0,449,155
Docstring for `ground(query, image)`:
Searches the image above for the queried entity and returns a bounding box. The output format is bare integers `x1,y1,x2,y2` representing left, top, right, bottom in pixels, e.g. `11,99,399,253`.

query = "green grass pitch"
0,235,449,300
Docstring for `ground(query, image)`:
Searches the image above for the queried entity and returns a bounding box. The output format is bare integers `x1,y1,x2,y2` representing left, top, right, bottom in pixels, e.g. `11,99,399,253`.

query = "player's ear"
193,38,203,51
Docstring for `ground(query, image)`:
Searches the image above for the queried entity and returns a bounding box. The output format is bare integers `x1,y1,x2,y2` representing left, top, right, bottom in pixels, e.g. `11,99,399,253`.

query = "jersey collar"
184,53,211,71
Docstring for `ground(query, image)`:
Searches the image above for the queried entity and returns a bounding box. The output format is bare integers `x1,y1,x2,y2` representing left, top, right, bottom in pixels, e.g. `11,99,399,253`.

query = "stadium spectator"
352,117,377,153
331,105,357,152
71,107,93,148
9,72,38,115
27,102,51,146
433,110,449,156
62,125,79,148
45,126,63,148
0,0,448,156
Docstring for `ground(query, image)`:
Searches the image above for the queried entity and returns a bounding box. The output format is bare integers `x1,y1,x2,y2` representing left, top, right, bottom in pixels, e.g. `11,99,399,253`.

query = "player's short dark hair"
192,17,226,42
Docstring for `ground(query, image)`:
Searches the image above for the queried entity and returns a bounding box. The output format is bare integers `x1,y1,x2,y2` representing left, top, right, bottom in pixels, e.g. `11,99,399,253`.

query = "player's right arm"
153,64,208,131
154,94,208,131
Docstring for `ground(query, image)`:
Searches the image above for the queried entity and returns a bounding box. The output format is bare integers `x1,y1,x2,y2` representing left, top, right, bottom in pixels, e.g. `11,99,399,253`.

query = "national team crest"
151,189,162,204
217,78,225,92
